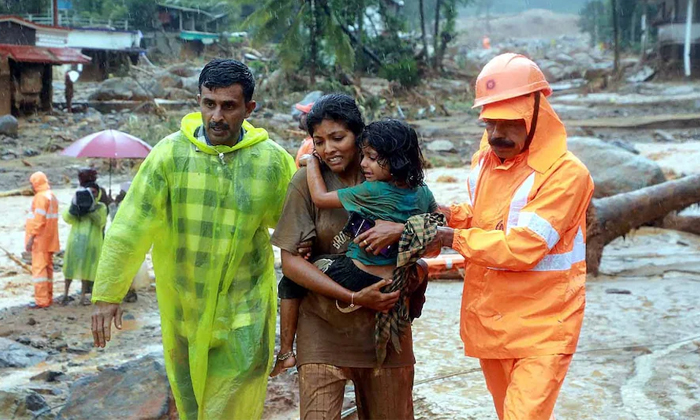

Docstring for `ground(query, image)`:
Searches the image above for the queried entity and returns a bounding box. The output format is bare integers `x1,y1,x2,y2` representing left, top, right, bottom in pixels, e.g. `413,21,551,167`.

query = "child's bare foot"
80,294,91,306
269,350,296,377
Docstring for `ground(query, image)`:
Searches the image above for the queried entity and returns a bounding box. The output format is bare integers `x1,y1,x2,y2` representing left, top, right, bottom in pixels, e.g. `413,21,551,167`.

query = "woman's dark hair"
198,59,255,102
358,119,426,188
306,94,364,138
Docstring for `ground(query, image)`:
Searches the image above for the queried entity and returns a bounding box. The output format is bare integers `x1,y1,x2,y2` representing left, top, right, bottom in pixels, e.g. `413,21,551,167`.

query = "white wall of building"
66,29,141,50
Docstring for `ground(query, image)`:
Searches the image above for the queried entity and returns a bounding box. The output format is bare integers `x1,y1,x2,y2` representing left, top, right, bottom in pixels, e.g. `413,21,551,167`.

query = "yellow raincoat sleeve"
63,205,108,228
87,204,108,229
261,151,296,229
453,160,594,271
92,146,168,303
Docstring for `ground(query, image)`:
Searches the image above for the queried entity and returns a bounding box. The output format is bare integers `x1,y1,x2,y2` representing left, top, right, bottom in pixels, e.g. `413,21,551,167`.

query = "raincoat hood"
478,93,567,174
180,112,269,155
30,172,50,192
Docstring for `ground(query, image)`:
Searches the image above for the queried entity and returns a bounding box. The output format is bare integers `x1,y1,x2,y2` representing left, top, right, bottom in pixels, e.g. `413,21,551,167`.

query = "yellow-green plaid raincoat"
93,112,295,419
62,202,107,281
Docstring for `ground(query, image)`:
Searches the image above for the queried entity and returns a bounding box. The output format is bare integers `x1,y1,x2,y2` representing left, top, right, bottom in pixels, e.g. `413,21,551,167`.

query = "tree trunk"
419,0,429,59
310,0,318,85
356,0,364,87
593,2,599,47
319,1,382,66
433,0,442,70
612,0,620,74
661,214,700,235
640,0,648,62
586,174,700,275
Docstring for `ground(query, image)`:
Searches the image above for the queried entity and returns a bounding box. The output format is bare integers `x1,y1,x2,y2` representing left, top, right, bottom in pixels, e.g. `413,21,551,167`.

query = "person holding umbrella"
90,59,295,420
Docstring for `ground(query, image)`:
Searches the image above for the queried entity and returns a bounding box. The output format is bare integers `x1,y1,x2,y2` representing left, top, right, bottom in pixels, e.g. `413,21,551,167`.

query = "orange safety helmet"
473,53,552,108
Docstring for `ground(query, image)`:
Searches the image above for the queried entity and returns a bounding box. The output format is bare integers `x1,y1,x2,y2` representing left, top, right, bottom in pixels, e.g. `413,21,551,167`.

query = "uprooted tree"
586,174,700,275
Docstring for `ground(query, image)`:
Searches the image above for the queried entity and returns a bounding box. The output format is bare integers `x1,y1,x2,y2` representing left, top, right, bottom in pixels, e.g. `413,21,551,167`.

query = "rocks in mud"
88,78,151,101
568,137,667,198
30,370,67,383
0,337,49,368
0,115,19,137
427,139,458,153
0,114,19,137
0,389,51,420
58,355,175,420
164,87,195,101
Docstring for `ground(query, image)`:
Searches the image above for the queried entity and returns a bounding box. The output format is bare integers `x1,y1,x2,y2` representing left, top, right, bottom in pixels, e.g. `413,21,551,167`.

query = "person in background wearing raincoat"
431,54,595,420
62,182,107,306
25,171,60,308
294,101,315,168
90,59,295,420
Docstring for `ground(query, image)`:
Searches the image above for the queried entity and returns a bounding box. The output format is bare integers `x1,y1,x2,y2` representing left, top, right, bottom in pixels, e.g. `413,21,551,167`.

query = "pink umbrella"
62,129,153,194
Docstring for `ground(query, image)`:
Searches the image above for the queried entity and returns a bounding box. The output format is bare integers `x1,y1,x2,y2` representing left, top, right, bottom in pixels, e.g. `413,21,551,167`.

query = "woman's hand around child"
296,240,313,260
354,279,400,313
354,220,403,255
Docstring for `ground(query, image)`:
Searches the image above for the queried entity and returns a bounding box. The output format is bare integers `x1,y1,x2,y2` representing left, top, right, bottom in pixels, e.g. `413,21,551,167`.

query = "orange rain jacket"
26,172,60,253
449,94,594,359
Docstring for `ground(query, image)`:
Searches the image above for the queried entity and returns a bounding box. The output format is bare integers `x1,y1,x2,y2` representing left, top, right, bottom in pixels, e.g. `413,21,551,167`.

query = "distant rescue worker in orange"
294,101,314,168
25,171,60,308
433,53,594,419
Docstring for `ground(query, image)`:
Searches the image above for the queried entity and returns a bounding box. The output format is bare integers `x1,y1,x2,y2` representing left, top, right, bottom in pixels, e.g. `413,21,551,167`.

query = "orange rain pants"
480,354,572,420
32,252,54,307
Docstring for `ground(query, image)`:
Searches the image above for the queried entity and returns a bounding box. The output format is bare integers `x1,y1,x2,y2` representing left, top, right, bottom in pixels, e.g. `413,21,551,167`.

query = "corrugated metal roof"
0,44,91,64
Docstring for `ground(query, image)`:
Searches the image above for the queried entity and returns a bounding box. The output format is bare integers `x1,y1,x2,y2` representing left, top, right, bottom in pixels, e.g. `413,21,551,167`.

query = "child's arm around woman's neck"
307,157,343,209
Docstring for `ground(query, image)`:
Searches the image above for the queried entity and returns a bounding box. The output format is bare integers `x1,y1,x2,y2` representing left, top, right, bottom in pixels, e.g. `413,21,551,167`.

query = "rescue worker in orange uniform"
25,171,60,308
433,53,595,420
294,102,315,168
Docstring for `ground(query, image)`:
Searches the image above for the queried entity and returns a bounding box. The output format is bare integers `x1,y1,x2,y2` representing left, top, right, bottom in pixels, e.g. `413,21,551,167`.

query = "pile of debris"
88,64,202,103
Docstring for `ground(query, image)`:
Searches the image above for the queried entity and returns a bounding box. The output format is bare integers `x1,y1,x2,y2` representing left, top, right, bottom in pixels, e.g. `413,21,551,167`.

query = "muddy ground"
2,52,700,420
1,166,700,420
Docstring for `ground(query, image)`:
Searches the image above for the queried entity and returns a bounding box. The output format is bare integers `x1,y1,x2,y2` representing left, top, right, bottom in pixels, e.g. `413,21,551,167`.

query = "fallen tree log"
0,245,31,274
0,187,33,198
661,213,700,235
586,174,700,275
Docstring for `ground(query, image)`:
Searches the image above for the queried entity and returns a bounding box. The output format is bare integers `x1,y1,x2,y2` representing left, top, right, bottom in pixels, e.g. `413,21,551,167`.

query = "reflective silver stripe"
26,213,35,219
516,212,560,250
35,208,47,216
32,277,49,283
505,172,560,250
488,227,585,272
505,172,535,234
468,158,484,205
529,228,585,272
46,214,59,219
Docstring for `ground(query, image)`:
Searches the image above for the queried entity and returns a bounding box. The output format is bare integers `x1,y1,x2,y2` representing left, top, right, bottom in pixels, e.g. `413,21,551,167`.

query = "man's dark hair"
357,119,426,188
198,59,255,102
306,94,364,138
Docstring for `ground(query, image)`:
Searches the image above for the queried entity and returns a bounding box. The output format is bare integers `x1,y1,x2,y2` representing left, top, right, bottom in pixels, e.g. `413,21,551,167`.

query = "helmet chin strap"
524,91,541,150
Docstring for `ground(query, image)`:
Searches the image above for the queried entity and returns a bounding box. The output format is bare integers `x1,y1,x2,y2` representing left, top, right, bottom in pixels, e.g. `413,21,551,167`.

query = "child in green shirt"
272,119,436,376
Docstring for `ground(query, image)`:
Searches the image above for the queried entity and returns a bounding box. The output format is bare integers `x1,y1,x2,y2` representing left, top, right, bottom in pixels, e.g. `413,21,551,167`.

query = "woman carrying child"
271,94,435,419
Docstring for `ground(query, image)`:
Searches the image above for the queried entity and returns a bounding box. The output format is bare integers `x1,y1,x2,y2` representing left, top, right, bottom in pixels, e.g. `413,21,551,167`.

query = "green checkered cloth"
375,212,446,366
92,113,295,420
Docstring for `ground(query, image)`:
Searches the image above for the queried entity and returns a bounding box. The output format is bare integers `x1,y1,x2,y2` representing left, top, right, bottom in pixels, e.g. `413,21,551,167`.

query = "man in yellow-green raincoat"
90,59,295,420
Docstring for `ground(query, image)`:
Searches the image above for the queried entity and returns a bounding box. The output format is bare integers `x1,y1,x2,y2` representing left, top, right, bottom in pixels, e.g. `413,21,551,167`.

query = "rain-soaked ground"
1,166,699,419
